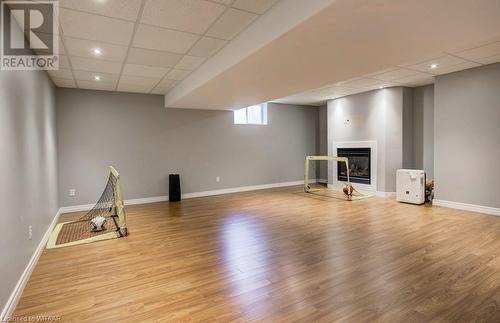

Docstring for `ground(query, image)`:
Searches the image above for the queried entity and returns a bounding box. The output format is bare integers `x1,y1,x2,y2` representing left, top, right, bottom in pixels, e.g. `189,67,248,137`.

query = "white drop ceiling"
43,0,281,94
29,0,500,110
273,47,500,106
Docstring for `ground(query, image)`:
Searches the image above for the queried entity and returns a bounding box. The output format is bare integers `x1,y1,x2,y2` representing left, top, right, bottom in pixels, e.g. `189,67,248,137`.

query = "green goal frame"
304,155,372,201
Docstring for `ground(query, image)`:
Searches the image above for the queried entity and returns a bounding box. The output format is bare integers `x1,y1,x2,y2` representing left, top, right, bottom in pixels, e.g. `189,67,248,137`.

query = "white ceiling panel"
211,0,233,4
205,8,257,40
337,77,383,89
150,87,171,95
165,69,191,81
59,0,142,21
133,24,200,54
59,9,135,46
73,70,120,83
48,68,73,80
52,78,76,88
117,82,155,93
58,36,66,55
119,75,161,87
70,57,123,74
58,55,71,69
455,42,500,61
46,0,283,94
126,48,183,68
370,68,423,81
232,0,279,14
77,80,117,91
188,37,227,57
475,54,500,65
151,81,179,94
175,55,206,70
405,54,469,74
123,64,170,78
63,37,128,61
433,61,481,75
392,74,434,86
141,0,225,34
157,78,179,88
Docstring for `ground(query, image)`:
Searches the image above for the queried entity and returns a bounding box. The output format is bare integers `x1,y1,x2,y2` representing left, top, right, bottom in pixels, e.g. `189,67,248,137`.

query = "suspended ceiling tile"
337,77,383,88
165,69,191,81
59,9,135,46
70,57,123,74
370,68,423,82
63,37,128,61
51,77,76,88
396,74,434,86
77,80,117,91
405,54,469,74
433,61,481,75
59,0,142,21
157,78,180,88
174,55,206,70
58,55,71,69
232,0,279,14
475,53,500,65
48,68,73,80
205,8,257,40
117,82,155,93
133,24,200,54
119,75,161,87
455,41,500,61
141,0,225,34
126,47,183,68
123,64,170,78
188,37,227,57
73,70,120,83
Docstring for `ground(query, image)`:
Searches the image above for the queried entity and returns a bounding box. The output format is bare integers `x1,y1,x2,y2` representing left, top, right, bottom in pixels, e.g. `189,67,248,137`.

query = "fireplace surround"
337,148,371,185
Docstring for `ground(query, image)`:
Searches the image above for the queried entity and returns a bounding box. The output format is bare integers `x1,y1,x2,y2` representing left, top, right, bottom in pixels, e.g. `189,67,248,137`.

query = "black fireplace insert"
337,148,371,185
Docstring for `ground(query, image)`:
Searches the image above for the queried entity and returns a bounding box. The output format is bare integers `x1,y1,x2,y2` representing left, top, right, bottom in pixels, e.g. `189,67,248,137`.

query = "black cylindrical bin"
169,174,181,202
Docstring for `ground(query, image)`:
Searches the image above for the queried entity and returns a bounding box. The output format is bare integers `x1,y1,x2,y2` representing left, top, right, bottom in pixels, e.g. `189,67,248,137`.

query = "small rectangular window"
234,103,268,125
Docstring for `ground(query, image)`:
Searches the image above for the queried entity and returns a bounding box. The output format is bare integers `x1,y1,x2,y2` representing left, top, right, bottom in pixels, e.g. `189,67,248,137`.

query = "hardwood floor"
14,186,500,322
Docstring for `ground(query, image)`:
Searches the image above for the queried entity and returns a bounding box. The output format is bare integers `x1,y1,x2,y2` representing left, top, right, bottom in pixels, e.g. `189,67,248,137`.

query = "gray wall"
327,87,405,192
412,85,435,177
402,87,414,168
0,71,58,312
317,104,328,181
56,89,318,206
434,63,500,208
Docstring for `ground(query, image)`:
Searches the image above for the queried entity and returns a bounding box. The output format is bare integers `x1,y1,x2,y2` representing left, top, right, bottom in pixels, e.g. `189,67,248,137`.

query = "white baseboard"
182,180,311,199
60,179,317,214
0,209,62,323
433,199,500,216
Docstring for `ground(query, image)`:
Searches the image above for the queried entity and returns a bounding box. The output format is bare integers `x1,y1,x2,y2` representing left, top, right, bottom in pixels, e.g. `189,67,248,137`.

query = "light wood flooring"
13,186,500,322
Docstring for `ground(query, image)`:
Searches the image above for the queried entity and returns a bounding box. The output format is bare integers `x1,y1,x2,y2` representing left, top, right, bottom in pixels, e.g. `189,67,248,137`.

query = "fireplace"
337,148,371,185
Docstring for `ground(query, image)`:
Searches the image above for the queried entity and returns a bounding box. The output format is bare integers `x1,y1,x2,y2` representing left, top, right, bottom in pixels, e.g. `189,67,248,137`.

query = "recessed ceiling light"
92,48,102,56
94,75,101,81
430,63,439,69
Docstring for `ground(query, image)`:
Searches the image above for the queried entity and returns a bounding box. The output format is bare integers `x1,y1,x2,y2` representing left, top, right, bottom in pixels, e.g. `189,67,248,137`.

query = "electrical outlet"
216,176,221,183
28,225,33,240
69,189,76,197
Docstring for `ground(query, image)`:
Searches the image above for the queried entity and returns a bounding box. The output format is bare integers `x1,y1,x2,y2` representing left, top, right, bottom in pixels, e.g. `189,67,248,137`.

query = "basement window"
234,103,268,125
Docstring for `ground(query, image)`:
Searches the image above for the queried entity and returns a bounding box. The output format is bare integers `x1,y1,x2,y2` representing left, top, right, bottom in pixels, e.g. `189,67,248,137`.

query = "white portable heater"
396,169,426,205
